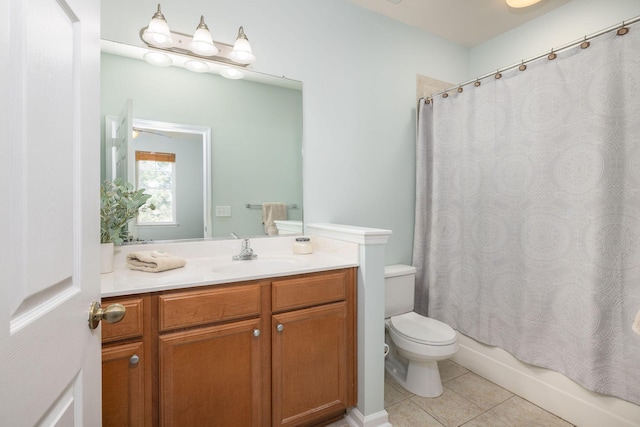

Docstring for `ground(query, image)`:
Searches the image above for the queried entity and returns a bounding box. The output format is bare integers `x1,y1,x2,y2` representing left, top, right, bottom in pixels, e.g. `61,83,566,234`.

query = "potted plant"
100,179,153,273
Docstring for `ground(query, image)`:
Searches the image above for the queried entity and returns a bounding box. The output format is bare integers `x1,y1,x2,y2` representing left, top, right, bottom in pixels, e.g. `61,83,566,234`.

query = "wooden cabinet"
101,296,152,427
159,318,267,426
101,268,356,427
102,342,145,426
271,270,356,427
157,281,271,427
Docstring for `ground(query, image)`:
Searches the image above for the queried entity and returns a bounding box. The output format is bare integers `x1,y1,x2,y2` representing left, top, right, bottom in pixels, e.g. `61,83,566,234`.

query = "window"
136,150,176,224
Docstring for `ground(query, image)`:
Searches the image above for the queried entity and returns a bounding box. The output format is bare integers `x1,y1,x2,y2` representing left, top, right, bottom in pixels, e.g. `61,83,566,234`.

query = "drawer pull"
129,354,140,365
253,329,261,337
276,323,284,332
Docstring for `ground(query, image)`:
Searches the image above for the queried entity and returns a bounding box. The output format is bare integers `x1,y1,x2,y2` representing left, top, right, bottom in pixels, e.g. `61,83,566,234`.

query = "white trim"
453,333,640,427
344,407,391,427
131,118,212,239
307,223,392,245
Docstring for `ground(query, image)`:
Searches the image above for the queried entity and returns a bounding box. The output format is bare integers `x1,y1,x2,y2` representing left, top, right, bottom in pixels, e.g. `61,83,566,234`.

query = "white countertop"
101,235,359,298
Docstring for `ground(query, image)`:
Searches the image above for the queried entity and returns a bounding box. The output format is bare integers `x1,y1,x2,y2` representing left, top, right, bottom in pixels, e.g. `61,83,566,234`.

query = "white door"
104,99,133,182
0,0,102,425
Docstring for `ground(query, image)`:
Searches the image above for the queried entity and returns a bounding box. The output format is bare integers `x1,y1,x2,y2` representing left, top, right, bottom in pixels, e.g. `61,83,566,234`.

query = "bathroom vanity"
100,238,359,427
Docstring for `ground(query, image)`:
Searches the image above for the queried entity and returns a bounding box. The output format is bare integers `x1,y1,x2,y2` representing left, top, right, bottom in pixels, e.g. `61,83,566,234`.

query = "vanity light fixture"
141,4,173,47
140,4,256,67
506,0,542,8
228,27,255,65
190,16,218,56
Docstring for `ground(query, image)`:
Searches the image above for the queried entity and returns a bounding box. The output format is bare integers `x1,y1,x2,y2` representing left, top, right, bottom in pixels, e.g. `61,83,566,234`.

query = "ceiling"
348,0,573,47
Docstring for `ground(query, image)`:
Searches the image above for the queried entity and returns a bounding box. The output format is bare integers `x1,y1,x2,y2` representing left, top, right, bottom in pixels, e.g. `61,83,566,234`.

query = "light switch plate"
215,206,232,217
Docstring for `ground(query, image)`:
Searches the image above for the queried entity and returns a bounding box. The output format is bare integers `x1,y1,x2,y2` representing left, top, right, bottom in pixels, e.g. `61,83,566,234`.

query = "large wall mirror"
100,40,303,242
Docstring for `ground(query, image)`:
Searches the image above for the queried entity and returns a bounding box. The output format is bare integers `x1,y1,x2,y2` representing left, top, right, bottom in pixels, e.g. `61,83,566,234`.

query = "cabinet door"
272,302,348,427
159,318,267,427
102,341,145,427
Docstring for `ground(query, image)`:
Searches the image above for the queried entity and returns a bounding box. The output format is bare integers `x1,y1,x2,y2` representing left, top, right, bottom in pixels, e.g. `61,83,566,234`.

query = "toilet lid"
389,312,457,346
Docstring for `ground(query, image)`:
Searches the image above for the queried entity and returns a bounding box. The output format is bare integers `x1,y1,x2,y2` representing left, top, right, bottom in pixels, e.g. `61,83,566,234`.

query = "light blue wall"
101,0,470,264
103,0,640,263
101,52,303,238
469,0,640,77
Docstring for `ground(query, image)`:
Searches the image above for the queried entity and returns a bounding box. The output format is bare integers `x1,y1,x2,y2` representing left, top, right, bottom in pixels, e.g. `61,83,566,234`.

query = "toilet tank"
384,264,417,318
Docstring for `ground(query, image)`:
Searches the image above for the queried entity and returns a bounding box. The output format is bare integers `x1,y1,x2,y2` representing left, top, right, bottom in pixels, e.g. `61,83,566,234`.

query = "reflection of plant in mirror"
100,179,154,245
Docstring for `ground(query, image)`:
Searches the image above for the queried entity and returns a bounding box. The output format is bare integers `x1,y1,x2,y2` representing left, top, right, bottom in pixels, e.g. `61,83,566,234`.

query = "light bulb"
220,68,244,79
143,51,172,67
184,60,209,73
229,26,255,65
190,16,218,56
506,0,542,8
141,4,173,48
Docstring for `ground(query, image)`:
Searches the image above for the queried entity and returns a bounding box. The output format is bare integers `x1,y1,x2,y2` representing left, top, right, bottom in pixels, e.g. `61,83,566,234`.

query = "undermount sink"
212,256,308,275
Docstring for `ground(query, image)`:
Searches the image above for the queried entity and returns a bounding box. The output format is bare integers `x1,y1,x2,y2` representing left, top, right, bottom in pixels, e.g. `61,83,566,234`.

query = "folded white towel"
633,309,640,336
262,202,287,236
126,250,186,273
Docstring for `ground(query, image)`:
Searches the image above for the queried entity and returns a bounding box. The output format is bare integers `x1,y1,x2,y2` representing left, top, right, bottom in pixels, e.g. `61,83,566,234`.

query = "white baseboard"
344,407,391,427
453,333,640,427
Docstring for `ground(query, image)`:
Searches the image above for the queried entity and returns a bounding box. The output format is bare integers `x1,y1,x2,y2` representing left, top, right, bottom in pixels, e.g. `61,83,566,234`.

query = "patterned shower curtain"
413,24,640,405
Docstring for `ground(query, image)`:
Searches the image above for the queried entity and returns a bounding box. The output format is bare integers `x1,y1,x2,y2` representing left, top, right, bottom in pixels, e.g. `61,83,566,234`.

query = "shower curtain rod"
425,14,640,100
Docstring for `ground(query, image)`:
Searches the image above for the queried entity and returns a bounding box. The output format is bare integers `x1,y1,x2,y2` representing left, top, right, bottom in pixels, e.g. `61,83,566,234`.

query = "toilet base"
385,352,444,398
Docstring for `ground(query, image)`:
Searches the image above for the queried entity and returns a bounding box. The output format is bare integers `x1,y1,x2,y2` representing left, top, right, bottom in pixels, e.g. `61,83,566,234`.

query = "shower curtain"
413,25,640,405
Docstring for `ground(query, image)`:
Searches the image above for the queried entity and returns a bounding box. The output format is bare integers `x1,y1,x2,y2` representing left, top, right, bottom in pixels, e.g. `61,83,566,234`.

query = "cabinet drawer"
102,297,145,343
159,283,262,331
272,270,348,312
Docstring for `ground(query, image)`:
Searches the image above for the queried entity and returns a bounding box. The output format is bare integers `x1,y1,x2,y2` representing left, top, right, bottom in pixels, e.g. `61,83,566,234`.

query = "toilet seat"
389,312,456,346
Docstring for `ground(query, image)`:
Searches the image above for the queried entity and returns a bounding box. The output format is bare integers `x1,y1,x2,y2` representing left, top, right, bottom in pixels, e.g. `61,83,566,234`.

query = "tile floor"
331,360,575,427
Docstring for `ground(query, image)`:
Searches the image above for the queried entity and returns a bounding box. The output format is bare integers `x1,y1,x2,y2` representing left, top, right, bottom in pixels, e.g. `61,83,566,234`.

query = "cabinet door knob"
276,323,284,332
129,354,140,365
253,329,261,337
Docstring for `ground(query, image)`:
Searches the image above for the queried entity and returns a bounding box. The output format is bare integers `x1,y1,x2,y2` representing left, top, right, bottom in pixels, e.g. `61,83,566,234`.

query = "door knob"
88,301,126,330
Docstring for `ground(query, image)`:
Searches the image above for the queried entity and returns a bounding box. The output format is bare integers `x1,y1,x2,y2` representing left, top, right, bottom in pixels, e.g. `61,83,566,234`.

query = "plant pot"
101,242,114,274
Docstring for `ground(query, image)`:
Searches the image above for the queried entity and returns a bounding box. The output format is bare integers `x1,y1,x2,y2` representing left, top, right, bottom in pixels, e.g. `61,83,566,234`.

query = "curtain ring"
457,86,463,93
495,70,502,79
425,97,431,104
548,49,557,60
442,92,449,98
474,79,481,87
519,60,527,71
580,36,590,49
617,26,629,36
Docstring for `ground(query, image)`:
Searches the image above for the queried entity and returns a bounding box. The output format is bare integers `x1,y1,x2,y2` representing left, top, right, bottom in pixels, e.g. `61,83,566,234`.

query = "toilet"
384,264,458,397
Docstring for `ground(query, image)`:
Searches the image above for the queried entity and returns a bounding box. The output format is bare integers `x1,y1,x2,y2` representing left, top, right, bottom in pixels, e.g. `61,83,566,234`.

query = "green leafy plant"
100,179,154,245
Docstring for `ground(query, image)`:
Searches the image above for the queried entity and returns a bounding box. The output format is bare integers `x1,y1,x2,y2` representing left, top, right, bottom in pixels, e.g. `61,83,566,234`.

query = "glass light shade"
506,0,542,7
190,16,218,56
219,68,244,79
143,51,173,67
229,26,255,65
184,60,209,73
142,5,173,47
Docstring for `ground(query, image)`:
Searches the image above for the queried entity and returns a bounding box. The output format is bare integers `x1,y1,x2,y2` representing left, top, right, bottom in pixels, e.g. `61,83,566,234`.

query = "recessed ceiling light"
386,0,402,4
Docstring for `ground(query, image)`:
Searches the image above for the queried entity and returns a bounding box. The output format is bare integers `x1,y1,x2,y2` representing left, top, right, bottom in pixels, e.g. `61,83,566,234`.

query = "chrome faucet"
233,238,258,260
230,232,239,239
